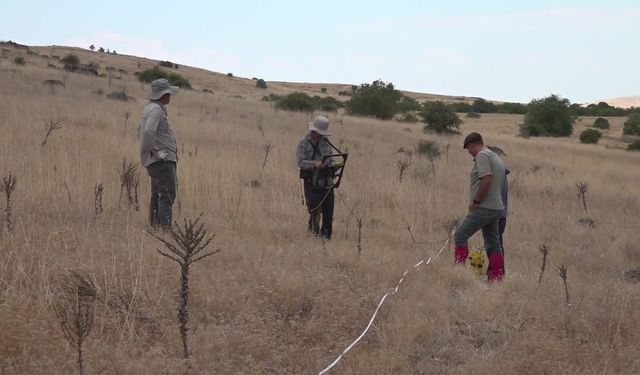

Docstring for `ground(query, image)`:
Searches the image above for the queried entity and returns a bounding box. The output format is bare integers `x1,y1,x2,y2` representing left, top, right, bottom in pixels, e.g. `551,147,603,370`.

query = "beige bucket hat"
148,78,178,100
308,115,331,136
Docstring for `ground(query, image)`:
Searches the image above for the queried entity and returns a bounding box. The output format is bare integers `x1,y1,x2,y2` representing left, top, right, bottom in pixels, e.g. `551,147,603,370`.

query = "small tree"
579,129,602,144
623,112,640,136
519,94,575,137
98,47,105,53
346,80,403,120
256,79,267,89
420,101,462,134
89,44,95,51
592,117,610,129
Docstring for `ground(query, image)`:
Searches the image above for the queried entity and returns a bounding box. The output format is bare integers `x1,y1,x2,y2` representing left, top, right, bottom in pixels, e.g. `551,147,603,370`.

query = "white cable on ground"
318,230,455,375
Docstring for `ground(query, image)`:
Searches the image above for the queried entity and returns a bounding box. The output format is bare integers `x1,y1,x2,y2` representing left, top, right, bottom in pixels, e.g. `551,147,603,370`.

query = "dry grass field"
1,44,640,375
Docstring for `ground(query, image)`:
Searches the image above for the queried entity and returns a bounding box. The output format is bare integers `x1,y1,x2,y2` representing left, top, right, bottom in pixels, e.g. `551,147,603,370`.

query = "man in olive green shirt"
454,132,506,282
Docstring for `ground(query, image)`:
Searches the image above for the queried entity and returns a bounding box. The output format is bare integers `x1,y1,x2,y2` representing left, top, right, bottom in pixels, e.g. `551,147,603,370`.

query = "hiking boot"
454,245,469,264
487,253,505,282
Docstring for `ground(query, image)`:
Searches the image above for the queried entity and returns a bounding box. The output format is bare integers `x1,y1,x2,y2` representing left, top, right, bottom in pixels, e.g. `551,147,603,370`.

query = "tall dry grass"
0,46,640,374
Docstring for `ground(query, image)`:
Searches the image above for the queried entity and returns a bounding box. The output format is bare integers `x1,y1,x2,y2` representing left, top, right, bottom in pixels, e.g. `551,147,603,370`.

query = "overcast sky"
2,0,638,103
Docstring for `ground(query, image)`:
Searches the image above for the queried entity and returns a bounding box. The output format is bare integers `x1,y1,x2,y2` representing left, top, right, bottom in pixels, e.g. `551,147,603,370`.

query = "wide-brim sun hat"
308,115,331,136
148,78,179,100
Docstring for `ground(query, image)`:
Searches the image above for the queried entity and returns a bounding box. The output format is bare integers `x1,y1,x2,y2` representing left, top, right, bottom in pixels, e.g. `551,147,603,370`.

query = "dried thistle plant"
0,171,17,233
443,217,460,251
258,122,274,169
94,183,104,218
41,117,63,148
63,181,72,204
538,244,550,284
123,110,131,135
149,216,221,359
356,218,363,256
576,182,588,213
406,225,416,244
52,271,97,375
118,159,139,210
557,264,570,305
396,158,410,183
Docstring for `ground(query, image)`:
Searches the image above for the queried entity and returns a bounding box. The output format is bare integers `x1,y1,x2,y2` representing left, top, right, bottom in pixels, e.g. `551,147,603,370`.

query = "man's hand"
315,160,325,169
157,150,169,160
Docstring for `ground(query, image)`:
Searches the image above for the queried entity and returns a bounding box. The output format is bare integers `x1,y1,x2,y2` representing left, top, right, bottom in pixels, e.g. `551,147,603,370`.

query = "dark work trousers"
454,208,503,255
146,161,177,228
304,181,334,240
498,216,507,253
499,216,507,273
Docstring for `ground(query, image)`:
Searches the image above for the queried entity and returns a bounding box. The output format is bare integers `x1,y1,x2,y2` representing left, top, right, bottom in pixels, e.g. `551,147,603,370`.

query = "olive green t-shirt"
469,148,505,210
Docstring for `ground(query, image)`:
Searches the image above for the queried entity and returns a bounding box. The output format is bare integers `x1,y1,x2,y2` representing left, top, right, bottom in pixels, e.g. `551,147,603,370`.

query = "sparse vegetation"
1,43,640,375
13,56,25,65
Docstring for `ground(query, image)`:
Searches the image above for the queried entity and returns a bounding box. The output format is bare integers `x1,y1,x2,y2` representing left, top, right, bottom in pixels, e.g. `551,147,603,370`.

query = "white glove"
156,150,169,160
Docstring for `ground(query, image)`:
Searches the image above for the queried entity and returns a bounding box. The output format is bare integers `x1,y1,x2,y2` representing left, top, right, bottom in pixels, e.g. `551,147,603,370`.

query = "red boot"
487,253,504,282
454,245,469,264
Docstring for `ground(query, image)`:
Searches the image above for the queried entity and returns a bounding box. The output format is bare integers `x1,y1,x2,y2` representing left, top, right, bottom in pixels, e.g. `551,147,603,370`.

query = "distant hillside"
0,41,479,104
591,96,640,109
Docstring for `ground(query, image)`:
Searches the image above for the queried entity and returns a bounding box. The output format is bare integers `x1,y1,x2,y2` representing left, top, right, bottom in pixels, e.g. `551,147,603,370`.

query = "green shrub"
138,66,191,89
61,53,80,71
346,80,403,120
472,98,497,113
496,102,528,114
13,56,25,65
592,117,610,129
627,140,640,151
420,101,462,134
397,96,420,113
256,79,267,89
275,92,316,112
520,94,575,137
314,96,343,112
579,129,602,144
448,101,472,113
159,60,178,68
623,112,640,136
227,72,233,77
466,111,481,118
320,88,327,93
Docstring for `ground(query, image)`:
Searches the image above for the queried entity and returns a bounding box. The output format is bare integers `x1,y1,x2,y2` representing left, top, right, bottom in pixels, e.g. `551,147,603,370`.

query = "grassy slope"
0,43,639,374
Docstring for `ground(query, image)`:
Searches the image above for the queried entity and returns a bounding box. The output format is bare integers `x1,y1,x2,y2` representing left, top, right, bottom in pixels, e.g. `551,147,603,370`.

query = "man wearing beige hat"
138,78,179,229
297,115,335,240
